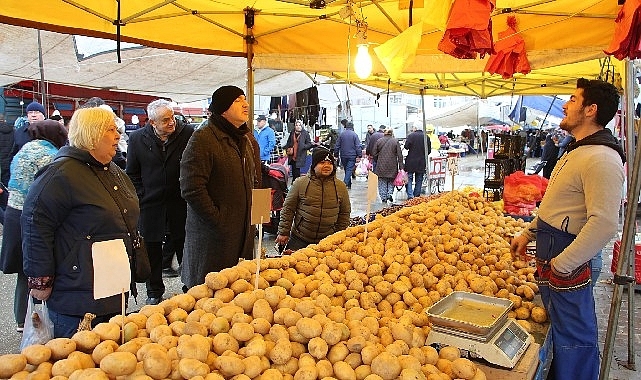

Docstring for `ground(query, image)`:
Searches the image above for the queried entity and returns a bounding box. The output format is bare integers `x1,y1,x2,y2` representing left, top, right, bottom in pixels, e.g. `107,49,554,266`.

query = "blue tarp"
509,96,565,122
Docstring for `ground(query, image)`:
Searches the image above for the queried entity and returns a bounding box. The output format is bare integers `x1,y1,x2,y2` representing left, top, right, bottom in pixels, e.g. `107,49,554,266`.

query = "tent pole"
600,58,638,380
245,9,255,120
420,89,430,195
37,29,47,111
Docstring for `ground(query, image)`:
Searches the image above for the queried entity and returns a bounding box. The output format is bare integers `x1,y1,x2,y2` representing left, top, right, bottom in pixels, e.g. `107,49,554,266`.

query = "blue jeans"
48,309,117,338
342,156,356,188
590,250,602,288
406,172,424,198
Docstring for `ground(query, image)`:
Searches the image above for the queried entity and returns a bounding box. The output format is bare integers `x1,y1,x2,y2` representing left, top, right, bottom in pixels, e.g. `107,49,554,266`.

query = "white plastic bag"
393,186,408,202
20,297,54,350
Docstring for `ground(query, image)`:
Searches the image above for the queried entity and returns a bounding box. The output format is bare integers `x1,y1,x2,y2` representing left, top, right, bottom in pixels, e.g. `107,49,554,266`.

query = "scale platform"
427,318,533,368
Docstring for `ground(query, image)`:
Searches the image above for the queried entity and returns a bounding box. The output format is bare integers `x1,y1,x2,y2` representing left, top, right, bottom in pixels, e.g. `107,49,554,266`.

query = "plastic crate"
484,159,511,185
509,155,527,173
492,133,513,158
483,186,503,202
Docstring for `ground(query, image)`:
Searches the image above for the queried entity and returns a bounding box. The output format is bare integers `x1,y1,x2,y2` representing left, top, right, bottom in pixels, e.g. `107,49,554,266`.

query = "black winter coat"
404,130,430,173
0,121,15,184
126,123,194,242
372,136,403,179
22,146,139,317
180,115,256,288
284,129,313,168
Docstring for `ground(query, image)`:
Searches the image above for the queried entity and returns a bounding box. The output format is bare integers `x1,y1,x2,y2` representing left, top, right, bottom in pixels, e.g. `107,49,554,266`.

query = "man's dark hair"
80,97,106,109
576,78,619,127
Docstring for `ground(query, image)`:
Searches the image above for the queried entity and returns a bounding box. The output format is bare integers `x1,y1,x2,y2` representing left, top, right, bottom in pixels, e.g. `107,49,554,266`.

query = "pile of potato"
0,191,547,380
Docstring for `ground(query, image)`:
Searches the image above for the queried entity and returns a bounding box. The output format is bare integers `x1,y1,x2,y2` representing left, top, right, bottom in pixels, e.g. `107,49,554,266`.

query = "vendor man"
510,78,624,380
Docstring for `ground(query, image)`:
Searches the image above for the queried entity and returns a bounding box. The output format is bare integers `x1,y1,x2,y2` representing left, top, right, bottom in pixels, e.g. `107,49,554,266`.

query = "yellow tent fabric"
0,0,625,96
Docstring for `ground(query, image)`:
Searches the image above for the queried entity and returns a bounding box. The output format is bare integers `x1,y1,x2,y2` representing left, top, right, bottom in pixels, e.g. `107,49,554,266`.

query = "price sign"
447,157,459,176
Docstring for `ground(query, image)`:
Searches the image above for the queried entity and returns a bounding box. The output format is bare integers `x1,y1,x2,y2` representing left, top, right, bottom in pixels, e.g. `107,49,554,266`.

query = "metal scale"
426,292,534,368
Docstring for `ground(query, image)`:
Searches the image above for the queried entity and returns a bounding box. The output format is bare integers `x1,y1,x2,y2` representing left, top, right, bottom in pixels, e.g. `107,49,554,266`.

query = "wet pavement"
0,153,638,379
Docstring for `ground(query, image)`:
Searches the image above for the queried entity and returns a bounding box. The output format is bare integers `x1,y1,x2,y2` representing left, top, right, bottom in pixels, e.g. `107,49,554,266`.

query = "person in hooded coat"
404,126,430,198
0,119,67,332
180,86,257,289
275,148,350,251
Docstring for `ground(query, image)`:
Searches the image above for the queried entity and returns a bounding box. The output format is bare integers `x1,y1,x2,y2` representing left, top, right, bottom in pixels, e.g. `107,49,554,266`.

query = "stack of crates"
483,133,528,202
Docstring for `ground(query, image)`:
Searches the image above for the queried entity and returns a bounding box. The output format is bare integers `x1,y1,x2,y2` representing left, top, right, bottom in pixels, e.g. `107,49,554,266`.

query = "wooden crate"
474,342,541,380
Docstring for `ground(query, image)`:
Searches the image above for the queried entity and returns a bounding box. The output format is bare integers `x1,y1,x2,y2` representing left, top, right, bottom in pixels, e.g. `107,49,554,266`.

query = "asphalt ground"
0,152,638,379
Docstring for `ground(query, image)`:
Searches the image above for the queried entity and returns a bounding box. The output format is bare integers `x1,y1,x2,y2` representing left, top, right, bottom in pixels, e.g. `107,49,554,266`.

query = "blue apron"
535,218,599,380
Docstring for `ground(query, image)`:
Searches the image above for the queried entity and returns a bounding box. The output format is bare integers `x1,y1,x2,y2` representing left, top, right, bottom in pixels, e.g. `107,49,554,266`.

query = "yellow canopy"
0,0,625,96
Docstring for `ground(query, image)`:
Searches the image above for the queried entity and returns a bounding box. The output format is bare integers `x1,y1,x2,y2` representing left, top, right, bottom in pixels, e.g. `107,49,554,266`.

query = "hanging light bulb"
354,44,372,79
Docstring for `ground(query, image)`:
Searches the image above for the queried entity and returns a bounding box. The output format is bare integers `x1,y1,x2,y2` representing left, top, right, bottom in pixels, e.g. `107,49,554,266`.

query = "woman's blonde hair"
68,107,116,150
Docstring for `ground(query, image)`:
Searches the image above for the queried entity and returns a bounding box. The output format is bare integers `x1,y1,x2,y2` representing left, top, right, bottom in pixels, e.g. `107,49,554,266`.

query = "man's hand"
510,234,529,260
275,235,289,245
30,287,52,301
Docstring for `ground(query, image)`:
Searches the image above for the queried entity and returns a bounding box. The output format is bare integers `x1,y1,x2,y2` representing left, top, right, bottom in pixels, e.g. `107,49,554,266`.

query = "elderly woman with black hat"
180,86,260,289
275,147,351,252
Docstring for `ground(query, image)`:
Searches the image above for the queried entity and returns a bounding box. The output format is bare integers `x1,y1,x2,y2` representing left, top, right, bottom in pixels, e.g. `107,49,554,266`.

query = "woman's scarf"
292,131,300,161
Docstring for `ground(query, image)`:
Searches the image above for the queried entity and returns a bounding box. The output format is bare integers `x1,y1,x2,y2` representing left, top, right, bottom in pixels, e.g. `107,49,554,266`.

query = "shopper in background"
364,124,375,151
0,113,14,219
333,121,361,189
365,125,385,171
539,133,560,179
283,120,313,181
510,78,624,379
254,115,276,163
372,128,403,205
12,101,46,160
0,120,67,333
180,86,257,289
404,126,430,199
126,99,194,305
22,107,138,337
276,148,350,251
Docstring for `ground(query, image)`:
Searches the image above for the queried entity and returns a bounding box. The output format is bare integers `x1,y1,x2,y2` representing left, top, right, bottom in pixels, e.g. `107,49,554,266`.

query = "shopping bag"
393,169,408,186
355,157,370,176
20,297,54,350
393,186,408,202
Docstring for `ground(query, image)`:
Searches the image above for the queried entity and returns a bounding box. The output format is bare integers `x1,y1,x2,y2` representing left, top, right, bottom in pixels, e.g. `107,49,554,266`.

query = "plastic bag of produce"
20,297,54,350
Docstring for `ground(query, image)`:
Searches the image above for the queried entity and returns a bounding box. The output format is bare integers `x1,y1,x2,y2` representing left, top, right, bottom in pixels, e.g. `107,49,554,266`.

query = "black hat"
311,148,336,174
257,115,267,121
208,86,245,115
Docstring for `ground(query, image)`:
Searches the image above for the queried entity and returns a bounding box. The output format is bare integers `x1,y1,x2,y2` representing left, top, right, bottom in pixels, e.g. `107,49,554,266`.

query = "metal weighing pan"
426,292,513,336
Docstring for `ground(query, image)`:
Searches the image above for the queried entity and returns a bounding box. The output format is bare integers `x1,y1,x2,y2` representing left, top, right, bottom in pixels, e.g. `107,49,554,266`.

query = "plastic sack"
20,297,54,350
393,169,409,187
503,171,548,204
355,157,371,176
393,186,408,202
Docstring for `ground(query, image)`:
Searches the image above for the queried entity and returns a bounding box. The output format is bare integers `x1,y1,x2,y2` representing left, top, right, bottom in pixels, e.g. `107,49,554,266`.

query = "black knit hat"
208,86,245,115
311,148,335,173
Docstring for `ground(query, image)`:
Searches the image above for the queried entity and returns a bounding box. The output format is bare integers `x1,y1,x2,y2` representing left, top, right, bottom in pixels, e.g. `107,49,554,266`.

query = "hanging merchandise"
484,16,531,79
308,87,320,127
438,0,495,59
374,22,424,81
604,0,641,60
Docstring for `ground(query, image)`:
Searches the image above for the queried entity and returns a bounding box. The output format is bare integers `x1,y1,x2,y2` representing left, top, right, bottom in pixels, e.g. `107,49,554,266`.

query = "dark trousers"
49,309,116,338
161,234,184,269
291,164,301,181
145,241,165,298
14,272,28,325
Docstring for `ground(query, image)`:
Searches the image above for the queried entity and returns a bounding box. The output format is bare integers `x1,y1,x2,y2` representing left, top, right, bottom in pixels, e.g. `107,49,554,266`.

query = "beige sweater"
520,144,624,273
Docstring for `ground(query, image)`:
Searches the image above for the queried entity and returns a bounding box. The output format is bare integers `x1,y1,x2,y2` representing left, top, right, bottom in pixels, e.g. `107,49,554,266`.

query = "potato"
308,336,329,359
21,345,51,366
0,354,27,378
230,322,255,342
531,306,548,323
370,352,401,380
294,365,319,380
72,330,101,352
178,358,210,378
259,368,285,380
46,338,77,360
68,367,110,380
99,351,137,376
213,333,240,355
93,322,121,342
452,358,476,379
296,318,322,339
438,346,460,361
269,340,293,365
215,355,245,377
177,334,210,362
68,351,95,369
243,355,264,378
188,284,214,300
